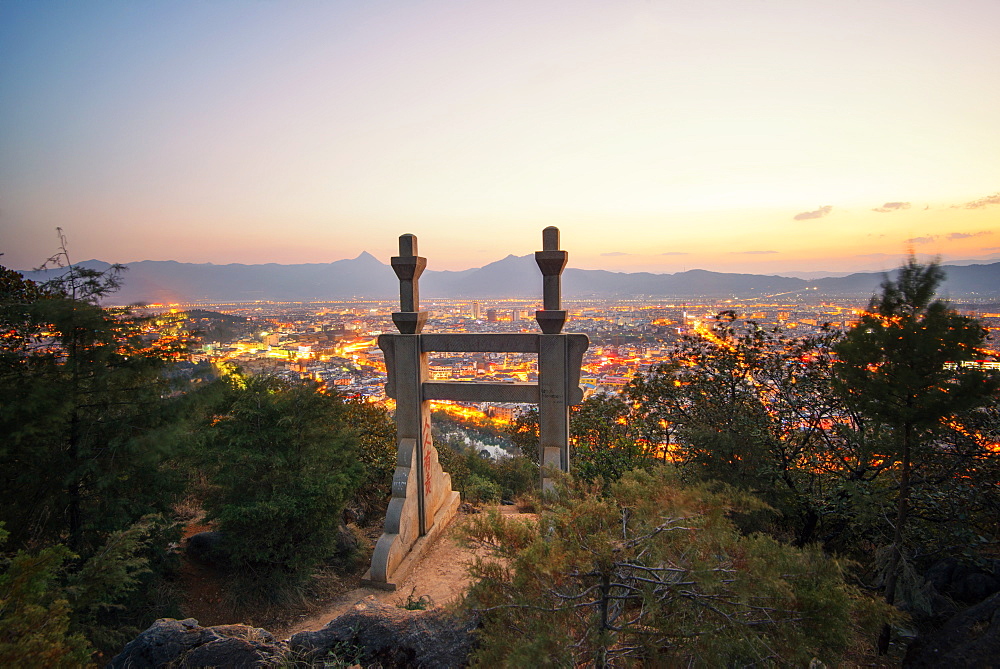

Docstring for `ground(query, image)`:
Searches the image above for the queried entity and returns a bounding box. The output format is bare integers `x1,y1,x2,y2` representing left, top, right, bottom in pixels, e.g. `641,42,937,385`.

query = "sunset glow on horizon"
2,0,998,277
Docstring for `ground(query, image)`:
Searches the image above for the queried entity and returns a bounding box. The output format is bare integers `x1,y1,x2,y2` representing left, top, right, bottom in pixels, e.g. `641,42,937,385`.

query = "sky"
2,0,999,277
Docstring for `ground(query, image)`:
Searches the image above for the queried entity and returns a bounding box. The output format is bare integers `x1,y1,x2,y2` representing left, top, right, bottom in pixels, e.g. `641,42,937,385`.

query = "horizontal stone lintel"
423,381,540,403
422,381,584,405
419,333,541,353
414,332,589,353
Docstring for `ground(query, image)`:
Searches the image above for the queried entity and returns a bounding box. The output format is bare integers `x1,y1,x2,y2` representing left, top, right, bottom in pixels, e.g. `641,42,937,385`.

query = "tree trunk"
878,422,912,654
68,410,81,552
796,508,818,547
596,572,611,669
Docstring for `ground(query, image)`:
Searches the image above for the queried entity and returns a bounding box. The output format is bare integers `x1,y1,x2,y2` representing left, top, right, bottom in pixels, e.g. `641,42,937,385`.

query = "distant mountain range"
17,253,1000,304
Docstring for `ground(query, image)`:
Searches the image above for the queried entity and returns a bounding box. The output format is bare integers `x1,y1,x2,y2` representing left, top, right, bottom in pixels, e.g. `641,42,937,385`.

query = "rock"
335,523,360,558
289,595,477,668
459,502,480,514
342,506,361,525
108,619,287,668
186,531,225,566
210,624,276,643
108,619,213,668
924,557,958,593
922,557,1000,607
952,572,1000,605
903,591,1000,667
181,636,284,667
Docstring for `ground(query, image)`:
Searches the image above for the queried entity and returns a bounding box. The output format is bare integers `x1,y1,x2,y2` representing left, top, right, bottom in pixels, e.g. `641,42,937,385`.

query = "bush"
202,376,363,601
438,442,536,504
464,474,502,505
342,400,396,525
0,525,93,668
462,468,891,667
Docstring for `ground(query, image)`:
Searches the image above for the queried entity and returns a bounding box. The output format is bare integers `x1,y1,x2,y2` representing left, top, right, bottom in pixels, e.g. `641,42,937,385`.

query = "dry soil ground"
178,507,531,639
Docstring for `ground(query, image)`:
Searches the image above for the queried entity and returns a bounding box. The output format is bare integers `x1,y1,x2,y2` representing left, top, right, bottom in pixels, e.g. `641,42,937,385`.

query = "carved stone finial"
535,227,568,334
542,226,559,251
399,233,418,257
391,233,427,333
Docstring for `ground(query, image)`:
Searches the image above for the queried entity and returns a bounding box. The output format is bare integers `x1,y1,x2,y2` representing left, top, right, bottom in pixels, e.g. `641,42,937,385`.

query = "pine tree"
1,236,186,553
832,256,999,650
462,469,889,667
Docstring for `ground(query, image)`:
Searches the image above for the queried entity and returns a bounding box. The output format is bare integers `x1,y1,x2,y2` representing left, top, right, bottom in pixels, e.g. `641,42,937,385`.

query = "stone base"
361,490,461,591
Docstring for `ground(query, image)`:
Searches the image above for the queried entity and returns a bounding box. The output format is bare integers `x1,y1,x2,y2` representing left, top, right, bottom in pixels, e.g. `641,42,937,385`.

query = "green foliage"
487,453,537,501
438,441,537,504
65,516,161,653
629,318,802,494
622,302,1000,570
397,588,433,610
0,258,189,554
506,408,541,465
832,257,1000,617
293,636,368,668
202,374,364,600
571,394,659,484
464,474,502,504
462,469,890,667
833,257,997,432
1,248,194,654
624,320,860,548
506,397,662,487
0,525,94,668
342,399,396,522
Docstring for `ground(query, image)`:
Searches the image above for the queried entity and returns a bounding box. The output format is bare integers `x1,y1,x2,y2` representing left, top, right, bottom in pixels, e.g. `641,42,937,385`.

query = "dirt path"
280,508,531,638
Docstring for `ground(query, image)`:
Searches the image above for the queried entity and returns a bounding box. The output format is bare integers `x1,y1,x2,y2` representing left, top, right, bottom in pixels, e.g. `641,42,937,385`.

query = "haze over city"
2,0,999,276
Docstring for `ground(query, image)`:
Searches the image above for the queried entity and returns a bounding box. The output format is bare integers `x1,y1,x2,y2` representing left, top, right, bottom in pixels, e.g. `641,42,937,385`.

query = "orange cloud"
793,206,833,220
872,201,911,213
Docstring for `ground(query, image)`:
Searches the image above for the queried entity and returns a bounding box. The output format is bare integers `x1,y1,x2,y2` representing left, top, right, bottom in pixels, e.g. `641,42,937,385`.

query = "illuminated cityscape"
141,297,1000,427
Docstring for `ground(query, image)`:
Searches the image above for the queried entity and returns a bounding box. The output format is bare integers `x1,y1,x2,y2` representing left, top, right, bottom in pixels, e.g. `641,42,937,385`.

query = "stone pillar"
391,334,430,534
538,334,570,491
367,234,460,588
535,226,571,491
389,234,431,532
534,226,567,335
391,234,428,335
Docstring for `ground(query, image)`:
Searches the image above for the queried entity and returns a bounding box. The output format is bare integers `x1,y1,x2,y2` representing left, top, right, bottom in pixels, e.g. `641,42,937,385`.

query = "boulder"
185,531,226,566
334,523,361,558
923,557,959,593
181,636,281,667
918,557,1000,621
903,591,1000,667
289,595,477,668
107,619,287,668
107,619,212,668
952,572,1000,605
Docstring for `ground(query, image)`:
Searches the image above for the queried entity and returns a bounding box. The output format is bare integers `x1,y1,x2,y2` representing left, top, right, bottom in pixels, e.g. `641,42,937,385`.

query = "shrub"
462,468,891,667
464,474,502,505
0,525,93,668
203,376,363,601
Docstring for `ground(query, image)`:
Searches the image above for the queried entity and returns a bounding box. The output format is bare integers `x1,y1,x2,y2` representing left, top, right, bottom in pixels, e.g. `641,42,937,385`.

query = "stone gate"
364,227,589,588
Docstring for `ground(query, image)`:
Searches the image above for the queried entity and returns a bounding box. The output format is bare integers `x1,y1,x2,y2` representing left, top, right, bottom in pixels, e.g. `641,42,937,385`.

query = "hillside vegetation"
2,253,999,666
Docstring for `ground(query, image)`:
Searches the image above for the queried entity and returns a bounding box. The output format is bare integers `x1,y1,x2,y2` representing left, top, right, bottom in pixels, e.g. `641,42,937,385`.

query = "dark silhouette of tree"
1,233,188,553
832,256,999,651
1,232,196,655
